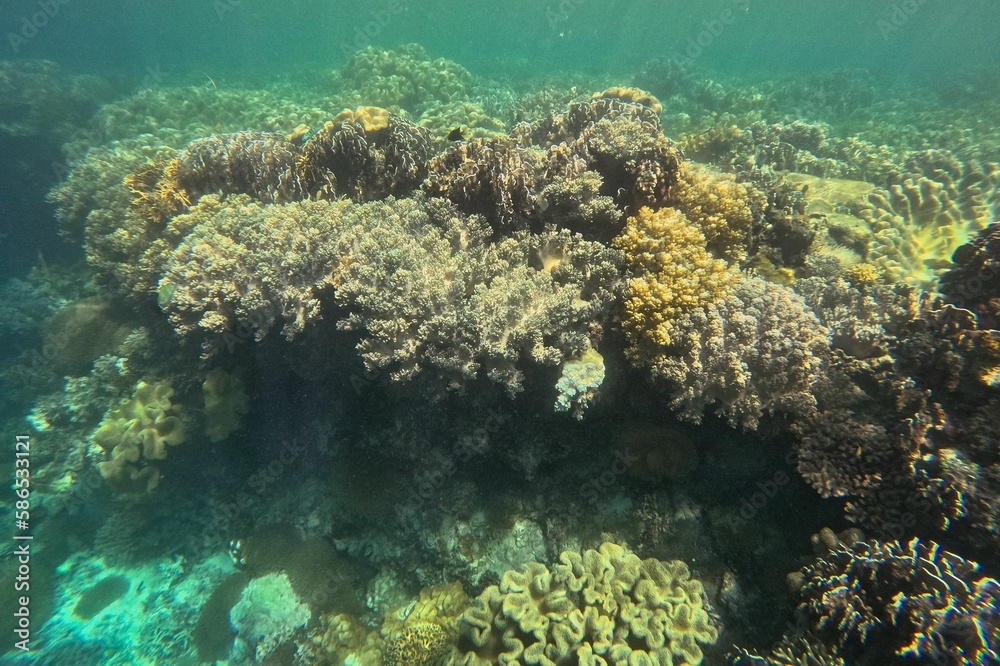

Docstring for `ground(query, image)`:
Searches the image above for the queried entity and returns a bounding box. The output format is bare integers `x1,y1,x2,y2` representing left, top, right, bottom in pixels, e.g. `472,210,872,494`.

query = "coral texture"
940,222,1000,330
453,542,718,666
92,380,186,493
795,538,1000,665
667,162,766,262
861,151,1000,290
229,572,311,663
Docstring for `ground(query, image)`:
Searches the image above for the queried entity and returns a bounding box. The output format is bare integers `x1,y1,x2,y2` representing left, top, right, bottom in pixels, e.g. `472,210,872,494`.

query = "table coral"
795,538,1000,665
452,541,718,666
92,380,186,493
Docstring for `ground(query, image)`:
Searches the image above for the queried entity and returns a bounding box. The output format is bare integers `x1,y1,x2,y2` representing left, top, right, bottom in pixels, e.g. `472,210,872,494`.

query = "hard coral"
668,162,766,262
423,137,535,234
940,222,1000,330
453,542,718,666
795,538,1000,665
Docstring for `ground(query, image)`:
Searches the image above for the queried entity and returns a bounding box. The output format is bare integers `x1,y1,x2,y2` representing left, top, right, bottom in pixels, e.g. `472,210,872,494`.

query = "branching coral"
92,380,186,493
453,542,718,666
940,222,1000,330
297,107,433,201
794,538,1000,665
668,162,766,262
337,44,473,114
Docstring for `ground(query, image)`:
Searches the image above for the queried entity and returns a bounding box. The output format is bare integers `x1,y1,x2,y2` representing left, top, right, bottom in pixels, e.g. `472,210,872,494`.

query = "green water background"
3,0,1000,84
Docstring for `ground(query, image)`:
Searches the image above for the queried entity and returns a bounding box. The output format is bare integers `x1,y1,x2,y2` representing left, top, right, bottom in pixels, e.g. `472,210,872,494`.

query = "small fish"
447,126,465,142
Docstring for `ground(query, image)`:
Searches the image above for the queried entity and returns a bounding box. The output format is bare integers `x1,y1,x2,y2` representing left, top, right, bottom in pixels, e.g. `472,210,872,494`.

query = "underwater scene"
2,1,1000,664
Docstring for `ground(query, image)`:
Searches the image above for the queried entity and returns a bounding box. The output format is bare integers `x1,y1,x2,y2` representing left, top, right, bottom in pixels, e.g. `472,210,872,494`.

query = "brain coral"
92,380,186,493
452,541,718,666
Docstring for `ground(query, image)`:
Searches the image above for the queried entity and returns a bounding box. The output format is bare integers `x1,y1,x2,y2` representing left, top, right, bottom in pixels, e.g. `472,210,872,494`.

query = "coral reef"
940,222,1000,330
92,380,186,493
793,538,1000,665
337,44,473,114
593,86,664,115
229,572,311,663
861,151,1000,290
616,207,828,428
452,541,719,665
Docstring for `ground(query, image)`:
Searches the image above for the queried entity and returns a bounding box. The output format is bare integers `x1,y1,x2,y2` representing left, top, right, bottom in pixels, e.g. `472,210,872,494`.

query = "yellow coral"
614,207,738,357
93,380,186,492
678,124,741,163
124,156,191,225
384,623,449,666
593,87,663,115
668,163,766,262
203,368,249,442
382,581,469,639
334,106,392,132
312,613,384,666
452,542,718,666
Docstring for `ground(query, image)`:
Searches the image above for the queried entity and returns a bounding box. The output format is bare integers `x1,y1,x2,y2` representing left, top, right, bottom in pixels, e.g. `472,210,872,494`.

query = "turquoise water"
1,1,1000,665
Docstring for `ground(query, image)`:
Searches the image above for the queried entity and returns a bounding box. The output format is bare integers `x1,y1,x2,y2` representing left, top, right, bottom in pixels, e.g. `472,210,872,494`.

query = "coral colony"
1,44,999,665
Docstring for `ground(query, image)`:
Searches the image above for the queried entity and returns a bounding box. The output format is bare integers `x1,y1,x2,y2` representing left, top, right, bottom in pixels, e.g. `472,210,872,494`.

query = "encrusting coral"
92,380,186,493
451,541,718,666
